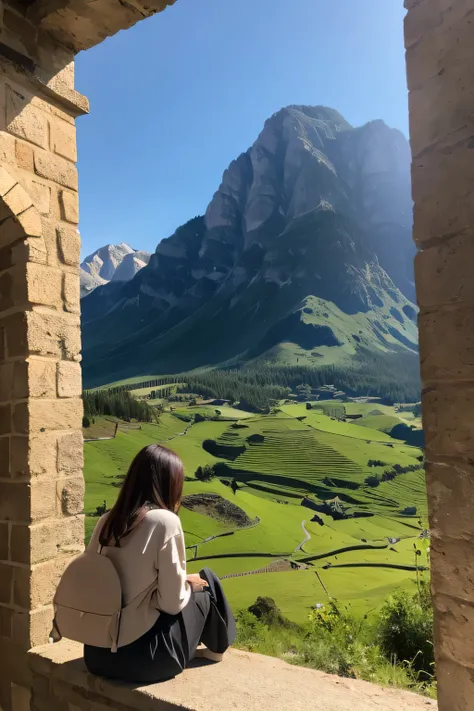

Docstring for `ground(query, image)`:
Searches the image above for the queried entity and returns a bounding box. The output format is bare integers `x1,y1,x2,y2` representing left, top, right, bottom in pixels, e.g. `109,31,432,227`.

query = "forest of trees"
83,389,156,422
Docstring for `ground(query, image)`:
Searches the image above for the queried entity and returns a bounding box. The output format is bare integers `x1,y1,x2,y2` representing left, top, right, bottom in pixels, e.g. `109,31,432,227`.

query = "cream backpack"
51,544,122,652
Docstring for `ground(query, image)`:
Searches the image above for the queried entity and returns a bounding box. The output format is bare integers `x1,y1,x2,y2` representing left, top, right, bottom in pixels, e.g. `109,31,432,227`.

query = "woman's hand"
186,574,209,592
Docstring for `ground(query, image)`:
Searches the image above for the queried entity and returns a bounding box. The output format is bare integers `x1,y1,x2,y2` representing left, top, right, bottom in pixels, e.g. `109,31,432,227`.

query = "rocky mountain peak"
80,243,151,297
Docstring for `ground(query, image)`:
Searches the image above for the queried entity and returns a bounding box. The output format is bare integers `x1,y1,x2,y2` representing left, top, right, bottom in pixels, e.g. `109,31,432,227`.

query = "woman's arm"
155,529,191,615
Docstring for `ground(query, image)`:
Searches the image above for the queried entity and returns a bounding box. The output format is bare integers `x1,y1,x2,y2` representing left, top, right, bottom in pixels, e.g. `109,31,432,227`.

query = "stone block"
423,386,474,459
2,183,33,217
434,658,474,711
17,398,83,433
51,120,77,163
405,5,474,91
0,606,12,638
24,359,57,399
10,237,47,267
0,562,13,603
15,140,34,173
34,150,78,191
30,605,54,647
10,683,31,711
30,556,74,608
30,181,51,216
62,272,80,314
0,361,15,401
0,403,12,435
415,236,474,307
11,432,56,479
430,530,474,604
26,262,63,308
57,360,81,398
56,226,80,266
419,307,474,381
2,312,27,358
59,190,78,224
408,65,474,158
6,85,48,149
0,130,16,165
25,310,81,361
57,431,83,473
13,565,29,608
434,593,474,668
9,523,29,565
31,478,57,521
0,521,8,560
412,139,474,245
0,166,17,196
14,206,43,239
0,481,30,522
0,436,10,477
57,477,84,516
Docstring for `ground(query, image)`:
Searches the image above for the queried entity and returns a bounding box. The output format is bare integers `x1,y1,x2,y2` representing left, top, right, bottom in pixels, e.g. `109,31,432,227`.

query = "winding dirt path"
294,519,311,552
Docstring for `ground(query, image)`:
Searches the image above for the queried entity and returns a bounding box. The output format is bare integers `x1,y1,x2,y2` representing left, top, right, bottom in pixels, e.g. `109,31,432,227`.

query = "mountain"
80,243,151,297
81,105,417,389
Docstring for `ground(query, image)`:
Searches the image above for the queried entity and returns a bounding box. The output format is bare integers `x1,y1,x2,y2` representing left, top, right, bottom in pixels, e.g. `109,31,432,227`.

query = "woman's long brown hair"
99,444,184,547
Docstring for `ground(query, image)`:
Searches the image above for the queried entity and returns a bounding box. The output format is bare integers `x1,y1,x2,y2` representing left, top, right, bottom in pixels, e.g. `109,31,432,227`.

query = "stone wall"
405,0,474,708
0,4,88,708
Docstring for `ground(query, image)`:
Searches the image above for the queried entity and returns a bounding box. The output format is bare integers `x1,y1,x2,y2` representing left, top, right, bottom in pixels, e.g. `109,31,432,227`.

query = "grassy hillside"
84,400,427,621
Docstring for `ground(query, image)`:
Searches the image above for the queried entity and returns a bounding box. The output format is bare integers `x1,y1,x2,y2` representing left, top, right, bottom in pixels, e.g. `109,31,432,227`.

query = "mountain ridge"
81,105,417,389
80,242,151,297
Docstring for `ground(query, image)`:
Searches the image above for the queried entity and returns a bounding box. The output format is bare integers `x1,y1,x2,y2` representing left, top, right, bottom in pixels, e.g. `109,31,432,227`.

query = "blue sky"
75,0,408,258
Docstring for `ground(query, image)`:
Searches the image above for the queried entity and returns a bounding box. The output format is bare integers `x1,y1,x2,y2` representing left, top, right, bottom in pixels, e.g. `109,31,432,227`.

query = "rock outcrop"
81,105,416,386
80,243,151,297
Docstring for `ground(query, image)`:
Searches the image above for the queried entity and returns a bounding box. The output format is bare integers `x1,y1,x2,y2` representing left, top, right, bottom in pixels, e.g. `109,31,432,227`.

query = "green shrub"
377,586,434,680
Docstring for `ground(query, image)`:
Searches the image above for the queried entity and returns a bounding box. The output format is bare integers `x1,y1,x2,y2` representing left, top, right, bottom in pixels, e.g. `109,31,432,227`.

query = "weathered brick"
25,358,57,398
0,166,17,196
430,528,474,605
57,360,81,397
415,235,474,308
423,386,474,459
30,478,57,521
0,362,15,401
0,437,10,477
16,398,83,433
2,183,33,217
57,431,83,472
0,606,12,638
0,131,17,165
412,140,474,244
51,120,77,163
2,312,27,358
13,566,29,608
0,521,9,560
0,404,12,435
0,562,13,603
6,85,48,149
0,271,15,311
57,477,84,515
34,150,78,190
25,309,81,361
15,140,34,173
59,190,78,224
62,272,80,314
419,307,474,381
10,237,47,267
11,432,56,478
434,593,474,668
30,180,51,216
30,556,73,608
15,206,42,238
0,481,29,522
56,226,80,266
26,262,62,308
9,524,29,564
29,604,53,647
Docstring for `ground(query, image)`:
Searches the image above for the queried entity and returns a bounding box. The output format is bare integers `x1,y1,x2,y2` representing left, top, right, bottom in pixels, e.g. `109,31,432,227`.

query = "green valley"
83,389,427,624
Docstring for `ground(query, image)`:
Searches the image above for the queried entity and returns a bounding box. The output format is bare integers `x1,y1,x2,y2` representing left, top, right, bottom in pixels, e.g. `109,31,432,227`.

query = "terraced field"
83,400,428,621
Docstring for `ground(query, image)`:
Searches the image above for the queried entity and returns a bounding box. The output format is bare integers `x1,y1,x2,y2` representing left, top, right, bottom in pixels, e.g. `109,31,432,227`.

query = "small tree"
306,402,312,410
195,464,215,482
82,415,91,428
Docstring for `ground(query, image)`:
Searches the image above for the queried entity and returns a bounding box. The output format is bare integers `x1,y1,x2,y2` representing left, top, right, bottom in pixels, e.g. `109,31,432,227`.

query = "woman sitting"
83,444,236,683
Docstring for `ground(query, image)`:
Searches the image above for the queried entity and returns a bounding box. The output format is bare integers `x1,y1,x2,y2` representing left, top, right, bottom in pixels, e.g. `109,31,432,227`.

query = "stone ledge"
28,640,437,711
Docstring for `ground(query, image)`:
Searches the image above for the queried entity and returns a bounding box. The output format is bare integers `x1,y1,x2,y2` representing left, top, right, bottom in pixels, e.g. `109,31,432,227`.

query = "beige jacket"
87,508,191,647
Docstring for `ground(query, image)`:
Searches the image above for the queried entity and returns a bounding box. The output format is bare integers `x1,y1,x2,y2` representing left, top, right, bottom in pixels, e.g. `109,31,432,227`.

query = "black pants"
84,568,236,684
